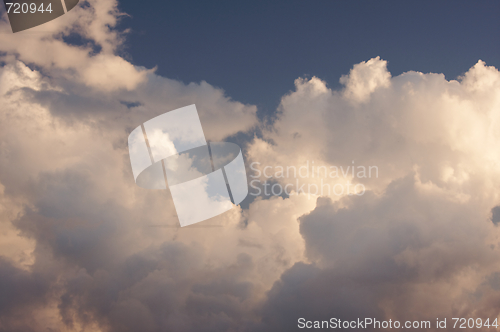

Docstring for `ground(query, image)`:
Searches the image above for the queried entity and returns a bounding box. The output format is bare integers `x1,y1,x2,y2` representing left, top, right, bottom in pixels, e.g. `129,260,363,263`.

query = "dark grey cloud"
252,175,500,331
491,205,500,225
257,262,384,332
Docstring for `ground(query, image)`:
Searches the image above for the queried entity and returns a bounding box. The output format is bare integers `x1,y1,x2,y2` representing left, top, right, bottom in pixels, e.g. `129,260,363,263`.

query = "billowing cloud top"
1,1,500,331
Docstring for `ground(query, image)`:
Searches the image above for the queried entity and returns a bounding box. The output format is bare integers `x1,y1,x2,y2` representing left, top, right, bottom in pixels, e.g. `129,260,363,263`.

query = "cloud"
340,56,391,103
256,174,498,331
0,0,148,91
245,56,500,330
1,0,500,330
248,57,500,199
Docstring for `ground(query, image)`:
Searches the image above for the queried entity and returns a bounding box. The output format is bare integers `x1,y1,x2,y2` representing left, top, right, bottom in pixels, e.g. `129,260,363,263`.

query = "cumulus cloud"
246,56,500,330
248,57,500,199
340,56,391,103
1,0,500,331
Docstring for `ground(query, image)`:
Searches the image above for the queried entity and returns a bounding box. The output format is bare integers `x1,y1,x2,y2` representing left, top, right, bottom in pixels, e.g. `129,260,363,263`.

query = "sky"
116,0,500,115
1,1,500,332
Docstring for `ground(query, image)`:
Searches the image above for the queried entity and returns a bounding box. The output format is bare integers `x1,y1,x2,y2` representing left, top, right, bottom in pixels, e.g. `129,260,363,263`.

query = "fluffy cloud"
246,56,500,330
249,57,500,199
1,0,500,331
340,56,392,103
0,0,148,91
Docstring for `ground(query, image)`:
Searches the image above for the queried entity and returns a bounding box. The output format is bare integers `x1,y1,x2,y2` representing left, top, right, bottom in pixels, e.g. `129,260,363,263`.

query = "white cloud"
246,56,500,330
0,0,149,91
1,0,500,330
340,56,391,103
